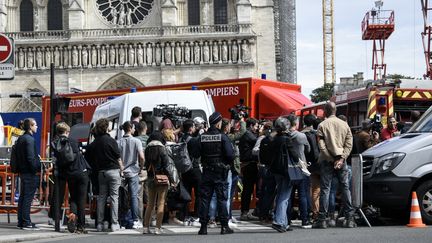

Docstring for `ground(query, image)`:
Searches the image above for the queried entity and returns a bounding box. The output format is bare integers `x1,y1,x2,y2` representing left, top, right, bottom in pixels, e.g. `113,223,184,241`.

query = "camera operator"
354,119,380,154
380,116,399,141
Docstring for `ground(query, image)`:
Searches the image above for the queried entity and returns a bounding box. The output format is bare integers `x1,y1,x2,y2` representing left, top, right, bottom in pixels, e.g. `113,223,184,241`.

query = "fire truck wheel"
416,180,432,225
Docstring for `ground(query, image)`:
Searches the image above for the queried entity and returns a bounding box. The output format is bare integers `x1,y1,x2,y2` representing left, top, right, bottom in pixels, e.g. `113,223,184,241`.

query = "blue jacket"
16,132,41,174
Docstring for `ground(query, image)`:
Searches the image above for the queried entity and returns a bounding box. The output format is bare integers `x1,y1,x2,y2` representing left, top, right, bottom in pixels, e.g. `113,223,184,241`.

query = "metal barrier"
0,159,73,223
351,154,371,227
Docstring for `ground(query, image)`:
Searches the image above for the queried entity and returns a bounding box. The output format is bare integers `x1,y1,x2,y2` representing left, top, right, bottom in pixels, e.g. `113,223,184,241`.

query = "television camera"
228,98,251,120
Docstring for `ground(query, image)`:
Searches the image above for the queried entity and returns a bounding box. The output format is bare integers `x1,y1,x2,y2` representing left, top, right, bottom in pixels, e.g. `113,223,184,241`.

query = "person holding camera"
354,119,380,154
380,116,399,141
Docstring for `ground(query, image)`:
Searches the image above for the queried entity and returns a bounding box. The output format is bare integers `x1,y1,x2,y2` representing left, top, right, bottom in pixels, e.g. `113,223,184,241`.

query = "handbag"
287,155,305,182
149,164,169,185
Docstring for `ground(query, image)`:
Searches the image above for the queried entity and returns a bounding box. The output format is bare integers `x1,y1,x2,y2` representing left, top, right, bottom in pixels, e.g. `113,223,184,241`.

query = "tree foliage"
386,73,414,80
310,83,334,103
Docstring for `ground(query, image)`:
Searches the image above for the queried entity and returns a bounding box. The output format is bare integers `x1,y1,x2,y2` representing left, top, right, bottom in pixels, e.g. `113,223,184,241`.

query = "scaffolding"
422,0,432,79
323,0,335,84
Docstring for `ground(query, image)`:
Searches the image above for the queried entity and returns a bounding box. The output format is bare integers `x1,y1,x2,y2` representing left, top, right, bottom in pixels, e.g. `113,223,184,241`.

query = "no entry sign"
0,33,14,80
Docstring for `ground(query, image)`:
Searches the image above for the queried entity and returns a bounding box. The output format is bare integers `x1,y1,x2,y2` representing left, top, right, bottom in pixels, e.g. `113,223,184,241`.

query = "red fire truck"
40,77,312,156
299,79,432,129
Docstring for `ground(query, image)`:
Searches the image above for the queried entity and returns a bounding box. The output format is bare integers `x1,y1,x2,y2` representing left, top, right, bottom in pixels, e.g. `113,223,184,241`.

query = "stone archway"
97,72,144,91
199,77,214,82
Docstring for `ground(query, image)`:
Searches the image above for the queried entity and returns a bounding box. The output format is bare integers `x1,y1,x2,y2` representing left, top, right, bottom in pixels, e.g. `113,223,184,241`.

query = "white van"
90,90,215,139
362,105,432,224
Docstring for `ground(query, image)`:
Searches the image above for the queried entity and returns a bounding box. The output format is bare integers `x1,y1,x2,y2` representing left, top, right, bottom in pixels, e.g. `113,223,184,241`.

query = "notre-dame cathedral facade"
0,0,278,111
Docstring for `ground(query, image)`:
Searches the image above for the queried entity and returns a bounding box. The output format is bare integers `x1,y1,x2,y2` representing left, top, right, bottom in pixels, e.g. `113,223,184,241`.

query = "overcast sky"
297,0,424,97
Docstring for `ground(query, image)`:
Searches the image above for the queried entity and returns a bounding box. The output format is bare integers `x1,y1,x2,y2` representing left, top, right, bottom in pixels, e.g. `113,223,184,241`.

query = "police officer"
198,112,235,235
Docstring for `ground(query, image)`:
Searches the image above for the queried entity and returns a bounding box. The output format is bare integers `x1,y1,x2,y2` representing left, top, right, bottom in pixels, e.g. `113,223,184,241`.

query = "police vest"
200,131,223,166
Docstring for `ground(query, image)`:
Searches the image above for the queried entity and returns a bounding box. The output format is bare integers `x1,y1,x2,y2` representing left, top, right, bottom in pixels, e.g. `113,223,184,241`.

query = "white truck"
90,90,215,139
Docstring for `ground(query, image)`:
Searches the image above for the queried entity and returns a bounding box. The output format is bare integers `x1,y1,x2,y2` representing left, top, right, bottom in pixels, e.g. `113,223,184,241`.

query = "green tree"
310,83,334,103
386,73,414,80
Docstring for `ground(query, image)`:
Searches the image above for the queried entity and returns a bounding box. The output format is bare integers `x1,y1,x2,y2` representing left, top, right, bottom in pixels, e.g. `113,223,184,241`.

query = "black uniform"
198,126,234,226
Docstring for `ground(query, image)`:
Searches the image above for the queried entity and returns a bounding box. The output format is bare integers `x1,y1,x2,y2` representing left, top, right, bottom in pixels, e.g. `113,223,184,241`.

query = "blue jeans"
318,162,354,220
209,170,232,219
329,165,352,214
287,178,309,222
124,176,140,221
17,173,39,227
273,174,293,228
229,173,239,219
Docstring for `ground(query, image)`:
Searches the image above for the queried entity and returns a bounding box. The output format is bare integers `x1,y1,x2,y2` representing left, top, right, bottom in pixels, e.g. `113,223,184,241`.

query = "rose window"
96,0,154,26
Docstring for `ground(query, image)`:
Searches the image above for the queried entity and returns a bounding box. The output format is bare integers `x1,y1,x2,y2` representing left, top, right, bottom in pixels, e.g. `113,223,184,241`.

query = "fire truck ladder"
361,1,394,80
422,0,432,79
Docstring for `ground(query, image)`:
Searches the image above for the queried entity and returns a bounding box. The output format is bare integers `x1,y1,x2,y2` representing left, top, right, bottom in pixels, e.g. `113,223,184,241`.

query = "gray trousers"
97,169,121,225
318,161,354,220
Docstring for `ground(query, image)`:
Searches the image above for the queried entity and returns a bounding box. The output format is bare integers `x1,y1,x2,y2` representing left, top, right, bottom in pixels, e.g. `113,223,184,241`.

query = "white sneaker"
133,220,143,229
208,220,217,228
48,218,54,226
169,218,184,226
190,218,201,227
154,228,163,235
111,223,120,232
142,227,152,234
230,217,239,224
96,223,103,232
228,220,238,229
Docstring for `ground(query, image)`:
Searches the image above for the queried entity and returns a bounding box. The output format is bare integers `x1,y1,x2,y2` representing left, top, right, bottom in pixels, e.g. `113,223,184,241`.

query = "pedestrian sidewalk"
0,211,68,243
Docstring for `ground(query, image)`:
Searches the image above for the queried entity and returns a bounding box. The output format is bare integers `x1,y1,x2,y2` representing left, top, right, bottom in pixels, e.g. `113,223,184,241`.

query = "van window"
108,117,120,139
409,108,432,133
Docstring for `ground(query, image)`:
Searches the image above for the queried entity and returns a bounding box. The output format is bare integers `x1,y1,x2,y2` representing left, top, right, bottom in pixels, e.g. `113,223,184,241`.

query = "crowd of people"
12,103,420,234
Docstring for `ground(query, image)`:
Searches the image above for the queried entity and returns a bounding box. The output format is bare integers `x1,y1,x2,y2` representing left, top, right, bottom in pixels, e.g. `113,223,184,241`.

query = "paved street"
1,211,432,243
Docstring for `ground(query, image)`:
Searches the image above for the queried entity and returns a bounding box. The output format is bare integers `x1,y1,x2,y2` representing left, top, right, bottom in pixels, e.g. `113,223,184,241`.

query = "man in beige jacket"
313,102,356,229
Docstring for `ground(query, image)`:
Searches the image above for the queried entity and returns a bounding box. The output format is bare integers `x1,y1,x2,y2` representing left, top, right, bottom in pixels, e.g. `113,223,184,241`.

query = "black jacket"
145,140,179,185
269,134,300,176
239,129,258,163
16,132,41,175
53,135,90,178
180,133,201,168
85,133,120,172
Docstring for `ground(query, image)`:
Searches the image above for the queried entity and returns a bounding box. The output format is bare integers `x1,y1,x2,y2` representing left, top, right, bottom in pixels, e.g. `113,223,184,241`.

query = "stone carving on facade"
221,41,228,63
82,46,88,67
175,42,182,64
34,9,39,31
241,40,250,63
64,46,70,69
91,46,97,67
231,40,238,63
136,44,144,66
126,8,133,26
53,47,60,67
100,45,107,66
184,42,191,64
18,49,24,69
45,47,52,67
118,5,126,26
155,43,161,66
111,8,118,25
36,47,43,69
164,43,172,65
193,42,200,64
72,46,79,67
146,43,153,66
27,48,34,69
128,44,135,66
203,42,210,64
109,45,116,66
119,44,125,65
212,41,219,63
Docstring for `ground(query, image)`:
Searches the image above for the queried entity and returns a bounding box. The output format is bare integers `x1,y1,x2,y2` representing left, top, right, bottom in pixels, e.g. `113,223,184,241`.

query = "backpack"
53,137,76,167
270,136,289,176
10,140,20,173
168,139,193,174
259,135,274,165
304,130,320,172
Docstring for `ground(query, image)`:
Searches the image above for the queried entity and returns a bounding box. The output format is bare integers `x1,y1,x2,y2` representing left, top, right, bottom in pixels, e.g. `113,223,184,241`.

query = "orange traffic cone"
407,192,427,227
